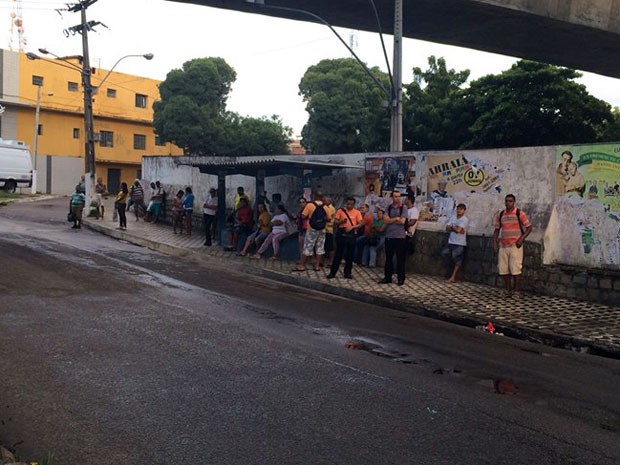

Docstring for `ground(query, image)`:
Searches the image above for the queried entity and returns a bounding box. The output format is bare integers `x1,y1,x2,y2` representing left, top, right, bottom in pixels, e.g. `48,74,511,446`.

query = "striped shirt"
494,208,531,247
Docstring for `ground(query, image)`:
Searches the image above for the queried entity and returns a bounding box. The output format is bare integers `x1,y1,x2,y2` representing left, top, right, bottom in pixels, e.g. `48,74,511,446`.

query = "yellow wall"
16,52,182,165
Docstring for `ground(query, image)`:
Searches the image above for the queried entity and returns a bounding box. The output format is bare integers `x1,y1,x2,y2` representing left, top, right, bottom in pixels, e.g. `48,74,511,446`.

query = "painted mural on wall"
545,144,620,268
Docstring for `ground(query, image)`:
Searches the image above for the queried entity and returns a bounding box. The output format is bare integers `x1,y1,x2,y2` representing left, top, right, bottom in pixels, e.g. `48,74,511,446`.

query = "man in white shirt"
203,187,218,246
404,195,419,255
442,203,469,283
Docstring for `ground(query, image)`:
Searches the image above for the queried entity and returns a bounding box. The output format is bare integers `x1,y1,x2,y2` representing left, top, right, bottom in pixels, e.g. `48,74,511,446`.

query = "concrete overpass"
169,0,620,79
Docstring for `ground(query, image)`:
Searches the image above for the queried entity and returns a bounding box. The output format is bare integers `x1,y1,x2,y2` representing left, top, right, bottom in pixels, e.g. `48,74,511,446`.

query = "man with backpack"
293,191,332,272
378,190,409,286
493,194,532,298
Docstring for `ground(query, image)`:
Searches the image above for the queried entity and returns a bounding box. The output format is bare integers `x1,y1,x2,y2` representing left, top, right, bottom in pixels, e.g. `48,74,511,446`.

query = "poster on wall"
365,155,417,197
555,144,620,209
427,153,501,195
549,144,620,267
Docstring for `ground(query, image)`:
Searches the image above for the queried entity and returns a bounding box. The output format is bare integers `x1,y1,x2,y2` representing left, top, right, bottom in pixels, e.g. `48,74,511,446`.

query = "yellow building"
0,49,182,194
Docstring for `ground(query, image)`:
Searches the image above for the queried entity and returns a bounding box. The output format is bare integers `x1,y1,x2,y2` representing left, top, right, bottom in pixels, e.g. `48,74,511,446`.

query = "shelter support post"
217,171,227,244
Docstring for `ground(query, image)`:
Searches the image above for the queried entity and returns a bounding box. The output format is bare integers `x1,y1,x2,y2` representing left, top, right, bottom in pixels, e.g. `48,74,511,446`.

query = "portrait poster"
365,155,417,198
555,144,620,210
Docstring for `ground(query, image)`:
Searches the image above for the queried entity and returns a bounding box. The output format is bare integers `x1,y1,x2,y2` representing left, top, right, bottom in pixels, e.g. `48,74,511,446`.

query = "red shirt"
236,205,253,226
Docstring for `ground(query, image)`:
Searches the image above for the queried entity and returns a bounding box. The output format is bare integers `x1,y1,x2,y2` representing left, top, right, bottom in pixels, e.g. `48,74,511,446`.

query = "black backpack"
309,202,327,230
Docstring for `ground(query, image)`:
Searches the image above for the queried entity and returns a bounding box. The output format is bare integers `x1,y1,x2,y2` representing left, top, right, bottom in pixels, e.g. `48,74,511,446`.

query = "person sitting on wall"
225,198,254,252
238,203,271,256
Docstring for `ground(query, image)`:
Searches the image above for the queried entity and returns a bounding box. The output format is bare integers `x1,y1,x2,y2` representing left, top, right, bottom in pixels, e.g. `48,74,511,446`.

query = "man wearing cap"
442,203,469,283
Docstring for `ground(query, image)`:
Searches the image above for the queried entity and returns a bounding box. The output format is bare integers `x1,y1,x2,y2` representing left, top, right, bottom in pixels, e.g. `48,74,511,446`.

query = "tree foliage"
153,57,291,156
403,56,470,150
299,58,391,154
299,56,617,153
460,60,613,148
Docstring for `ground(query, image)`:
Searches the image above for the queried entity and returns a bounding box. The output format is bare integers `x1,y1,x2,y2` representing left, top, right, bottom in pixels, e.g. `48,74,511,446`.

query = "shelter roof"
176,155,364,177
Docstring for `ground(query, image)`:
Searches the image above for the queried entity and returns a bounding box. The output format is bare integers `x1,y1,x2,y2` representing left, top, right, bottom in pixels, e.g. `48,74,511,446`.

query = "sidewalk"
83,202,620,359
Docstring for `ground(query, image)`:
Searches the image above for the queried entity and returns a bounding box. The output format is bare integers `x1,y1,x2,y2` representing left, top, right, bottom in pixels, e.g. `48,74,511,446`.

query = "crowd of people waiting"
219,186,470,286
98,180,470,286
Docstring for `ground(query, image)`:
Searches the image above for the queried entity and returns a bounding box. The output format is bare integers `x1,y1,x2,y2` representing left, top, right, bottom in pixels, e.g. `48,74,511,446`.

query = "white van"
0,139,33,193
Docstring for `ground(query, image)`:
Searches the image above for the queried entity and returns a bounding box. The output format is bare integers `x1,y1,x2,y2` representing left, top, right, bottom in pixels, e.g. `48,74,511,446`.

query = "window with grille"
99,131,114,147
133,134,146,150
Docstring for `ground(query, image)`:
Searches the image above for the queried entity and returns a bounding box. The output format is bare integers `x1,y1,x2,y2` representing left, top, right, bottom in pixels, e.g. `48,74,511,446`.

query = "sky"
6,0,620,136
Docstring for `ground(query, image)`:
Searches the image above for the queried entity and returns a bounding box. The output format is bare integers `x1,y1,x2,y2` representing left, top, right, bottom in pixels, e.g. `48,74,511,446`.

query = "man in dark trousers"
327,197,363,279
379,190,408,286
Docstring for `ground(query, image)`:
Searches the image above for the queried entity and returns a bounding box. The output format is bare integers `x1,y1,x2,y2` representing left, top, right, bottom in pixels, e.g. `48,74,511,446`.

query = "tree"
459,60,614,148
154,57,291,156
403,56,470,150
299,58,391,154
597,107,620,142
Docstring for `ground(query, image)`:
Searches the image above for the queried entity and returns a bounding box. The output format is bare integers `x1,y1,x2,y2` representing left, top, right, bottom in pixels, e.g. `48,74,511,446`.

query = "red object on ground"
486,322,496,333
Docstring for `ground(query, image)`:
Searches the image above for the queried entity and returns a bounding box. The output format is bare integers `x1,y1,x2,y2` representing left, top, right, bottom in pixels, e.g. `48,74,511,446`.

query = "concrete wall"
142,146,620,304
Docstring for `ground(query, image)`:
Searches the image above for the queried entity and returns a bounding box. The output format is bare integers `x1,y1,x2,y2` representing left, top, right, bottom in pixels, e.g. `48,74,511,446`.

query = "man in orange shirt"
327,197,363,279
493,194,532,297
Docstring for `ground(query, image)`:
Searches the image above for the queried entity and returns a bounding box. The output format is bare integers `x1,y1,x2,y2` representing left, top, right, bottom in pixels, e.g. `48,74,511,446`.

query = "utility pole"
67,0,98,205
390,0,403,152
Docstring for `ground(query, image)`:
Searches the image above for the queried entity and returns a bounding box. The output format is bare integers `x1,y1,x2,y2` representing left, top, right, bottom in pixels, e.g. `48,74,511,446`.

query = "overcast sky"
8,0,620,135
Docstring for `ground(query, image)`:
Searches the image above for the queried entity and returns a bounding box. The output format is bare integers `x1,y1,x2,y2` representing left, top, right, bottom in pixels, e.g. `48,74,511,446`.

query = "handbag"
67,211,76,222
367,234,381,246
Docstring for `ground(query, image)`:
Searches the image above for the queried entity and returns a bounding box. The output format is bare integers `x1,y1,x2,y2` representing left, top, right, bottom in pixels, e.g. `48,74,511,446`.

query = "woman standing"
115,182,129,230
172,190,184,234
293,197,308,261
182,187,195,236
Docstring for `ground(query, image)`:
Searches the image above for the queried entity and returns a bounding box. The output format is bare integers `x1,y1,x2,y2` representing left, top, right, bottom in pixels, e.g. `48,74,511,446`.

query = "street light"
244,0,403,152
26,49,153,201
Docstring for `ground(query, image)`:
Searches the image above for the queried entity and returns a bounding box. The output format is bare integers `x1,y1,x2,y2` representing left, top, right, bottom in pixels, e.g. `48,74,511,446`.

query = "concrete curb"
84,220,620,360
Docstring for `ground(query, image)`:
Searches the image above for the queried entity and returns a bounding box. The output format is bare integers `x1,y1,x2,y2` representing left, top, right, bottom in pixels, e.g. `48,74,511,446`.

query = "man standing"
443,203,469,283
203,187,218,246
493,194,532,297
379,190,408,286
234,186,250,211
323,196,337,267
327,197,363,279
404,195,420,255
293,191,331,272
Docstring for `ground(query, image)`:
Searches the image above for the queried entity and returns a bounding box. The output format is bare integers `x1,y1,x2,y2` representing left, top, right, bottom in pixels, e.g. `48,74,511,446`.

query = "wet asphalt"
0,197,619,464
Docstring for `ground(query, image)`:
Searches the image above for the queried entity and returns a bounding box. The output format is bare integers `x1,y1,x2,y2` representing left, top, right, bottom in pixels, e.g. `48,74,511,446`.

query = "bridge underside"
169,0,620,79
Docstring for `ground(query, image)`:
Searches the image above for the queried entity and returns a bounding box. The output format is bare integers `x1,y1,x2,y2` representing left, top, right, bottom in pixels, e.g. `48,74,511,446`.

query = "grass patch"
0,191,20,200
600,417,620,432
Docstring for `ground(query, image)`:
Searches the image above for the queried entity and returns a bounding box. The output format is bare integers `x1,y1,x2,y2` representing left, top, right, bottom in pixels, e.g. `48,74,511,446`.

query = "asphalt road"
1,197,619,465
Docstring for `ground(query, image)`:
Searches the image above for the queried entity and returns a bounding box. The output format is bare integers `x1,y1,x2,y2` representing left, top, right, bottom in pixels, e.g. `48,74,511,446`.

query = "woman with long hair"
115,182,129,230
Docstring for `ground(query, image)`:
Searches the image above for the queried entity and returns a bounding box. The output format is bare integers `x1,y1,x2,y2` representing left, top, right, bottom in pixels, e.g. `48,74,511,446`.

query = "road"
1,197,619,465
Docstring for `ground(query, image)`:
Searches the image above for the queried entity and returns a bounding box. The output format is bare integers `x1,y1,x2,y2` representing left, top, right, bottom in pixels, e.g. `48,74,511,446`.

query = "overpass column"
390,0,403,152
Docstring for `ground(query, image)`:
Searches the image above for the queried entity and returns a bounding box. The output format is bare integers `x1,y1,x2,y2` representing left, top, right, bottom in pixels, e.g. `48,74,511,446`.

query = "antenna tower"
8,0,26,51
348,31,358,52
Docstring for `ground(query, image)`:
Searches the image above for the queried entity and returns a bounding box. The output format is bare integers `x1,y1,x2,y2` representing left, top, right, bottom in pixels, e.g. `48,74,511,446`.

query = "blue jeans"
363,236,385,268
